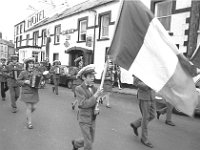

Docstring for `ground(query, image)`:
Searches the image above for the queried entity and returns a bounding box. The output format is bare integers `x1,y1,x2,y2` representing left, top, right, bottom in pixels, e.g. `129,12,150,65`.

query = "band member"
50,60,61,95
17,57,42,129
113,65,122,90
0,57,9,101
130,77,155,148
72,64,103,150
6,55,22,113
72,56,83,110
101,57,113,108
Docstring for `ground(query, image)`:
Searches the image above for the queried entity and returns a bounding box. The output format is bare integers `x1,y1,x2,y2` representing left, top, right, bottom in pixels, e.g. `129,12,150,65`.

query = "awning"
65,46,92,54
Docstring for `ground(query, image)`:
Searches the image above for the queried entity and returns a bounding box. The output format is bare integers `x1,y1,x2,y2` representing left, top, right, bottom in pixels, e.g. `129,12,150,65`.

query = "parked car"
50,65,77,89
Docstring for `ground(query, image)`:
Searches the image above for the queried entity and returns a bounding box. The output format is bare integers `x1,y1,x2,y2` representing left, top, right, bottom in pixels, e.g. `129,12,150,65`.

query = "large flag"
108,0,198,116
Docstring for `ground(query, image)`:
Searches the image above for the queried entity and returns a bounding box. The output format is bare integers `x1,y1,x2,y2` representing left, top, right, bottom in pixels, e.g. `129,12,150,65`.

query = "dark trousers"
132,100,155,141
53,78,59,95
9,86,20,108
1,82,8,98
74,122,96,150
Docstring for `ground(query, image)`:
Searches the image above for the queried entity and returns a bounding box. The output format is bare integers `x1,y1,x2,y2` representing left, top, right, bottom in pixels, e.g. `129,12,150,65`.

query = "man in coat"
72,64,103,150
130,76,155,148
0,57,9,101
6,55,23,113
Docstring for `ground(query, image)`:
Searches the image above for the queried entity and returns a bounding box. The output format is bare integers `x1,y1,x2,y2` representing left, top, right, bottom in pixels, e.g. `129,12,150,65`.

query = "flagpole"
190,42,200,60
94,61,108,115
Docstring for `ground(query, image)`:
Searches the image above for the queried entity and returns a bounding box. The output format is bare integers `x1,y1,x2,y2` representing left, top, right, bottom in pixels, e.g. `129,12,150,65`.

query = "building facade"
151,0,200,58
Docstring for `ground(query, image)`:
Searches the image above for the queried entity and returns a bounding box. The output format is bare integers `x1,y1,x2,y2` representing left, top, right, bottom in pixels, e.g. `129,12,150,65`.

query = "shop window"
53,53,59,61
155,1,172,31
54,25,61,44
99,13,110,39
32,51,39,62
42,29,47,46
33,31,39,46
78,19,87,41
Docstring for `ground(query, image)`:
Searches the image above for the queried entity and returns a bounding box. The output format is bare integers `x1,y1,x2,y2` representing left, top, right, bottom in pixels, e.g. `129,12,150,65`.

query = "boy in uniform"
0,57,9,101
72,64,103,150
49,60,61,95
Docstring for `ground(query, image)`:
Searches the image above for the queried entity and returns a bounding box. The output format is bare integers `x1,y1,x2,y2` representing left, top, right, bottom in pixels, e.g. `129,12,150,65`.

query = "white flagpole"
94,61,108,115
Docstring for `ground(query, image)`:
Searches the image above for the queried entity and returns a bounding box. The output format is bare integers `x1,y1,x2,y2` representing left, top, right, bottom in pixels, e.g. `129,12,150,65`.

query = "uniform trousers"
157,102,173,122
74,121,96,150
1,82,8,98
53,78,59,94
9,86,20,108
132,100,155,141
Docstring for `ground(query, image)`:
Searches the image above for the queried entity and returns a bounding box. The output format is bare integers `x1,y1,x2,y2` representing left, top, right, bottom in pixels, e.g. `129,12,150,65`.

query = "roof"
0,39,14,47
27,0,116,31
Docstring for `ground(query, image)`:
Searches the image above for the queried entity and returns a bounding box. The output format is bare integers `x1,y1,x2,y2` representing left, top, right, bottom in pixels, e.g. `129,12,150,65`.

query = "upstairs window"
54,25,61,44
16,37,18,48
99,13,110,39
78,19,87,41
33,31,39,46
155,1,172,31
19,35,22,47
26,34,29,46
42,29,47,46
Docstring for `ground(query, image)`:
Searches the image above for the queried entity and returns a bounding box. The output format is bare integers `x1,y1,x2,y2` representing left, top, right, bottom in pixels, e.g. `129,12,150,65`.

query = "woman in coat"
17,58,42,129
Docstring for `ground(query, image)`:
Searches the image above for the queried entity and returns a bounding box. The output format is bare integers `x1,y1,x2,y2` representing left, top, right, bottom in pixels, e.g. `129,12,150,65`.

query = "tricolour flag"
108,0,198,116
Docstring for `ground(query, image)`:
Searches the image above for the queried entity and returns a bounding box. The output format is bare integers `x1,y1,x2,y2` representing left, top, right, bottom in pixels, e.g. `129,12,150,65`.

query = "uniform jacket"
134,77,154,101
6,62,23,87
75,83,97,124
0,64,8,82
49,65,61,79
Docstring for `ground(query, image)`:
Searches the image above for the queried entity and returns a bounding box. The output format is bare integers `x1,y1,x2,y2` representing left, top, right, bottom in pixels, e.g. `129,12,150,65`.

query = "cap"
76,64,96,79
10,55,18,60
24,57,35,64
53,60,61,65
0,57,6,61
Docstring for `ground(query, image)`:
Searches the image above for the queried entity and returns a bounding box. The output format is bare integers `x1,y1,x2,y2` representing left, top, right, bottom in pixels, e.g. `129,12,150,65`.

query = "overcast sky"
0,0,150,41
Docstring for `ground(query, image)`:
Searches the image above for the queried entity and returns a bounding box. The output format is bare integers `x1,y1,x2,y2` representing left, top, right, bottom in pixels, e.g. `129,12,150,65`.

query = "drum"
30,75,42,88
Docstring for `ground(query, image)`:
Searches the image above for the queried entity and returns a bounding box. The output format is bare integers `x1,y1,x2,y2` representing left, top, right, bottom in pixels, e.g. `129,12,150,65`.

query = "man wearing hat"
6,55,23,113
0,57,9,101
49,60,61,95
72,64,103,150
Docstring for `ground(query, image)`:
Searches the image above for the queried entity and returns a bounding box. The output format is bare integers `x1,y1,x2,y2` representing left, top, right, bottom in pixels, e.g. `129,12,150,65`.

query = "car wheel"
67,80,73,89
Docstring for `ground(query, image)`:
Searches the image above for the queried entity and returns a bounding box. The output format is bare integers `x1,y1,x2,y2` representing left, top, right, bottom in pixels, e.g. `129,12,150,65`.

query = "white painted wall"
176,0,192,9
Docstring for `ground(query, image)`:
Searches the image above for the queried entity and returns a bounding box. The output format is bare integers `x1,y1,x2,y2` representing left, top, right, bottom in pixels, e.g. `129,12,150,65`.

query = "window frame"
155,1,172,31
26,34,30,46
33,30,39,46
99,11,111,39
54,24,61,45
42,29,47,46
78,17,88,42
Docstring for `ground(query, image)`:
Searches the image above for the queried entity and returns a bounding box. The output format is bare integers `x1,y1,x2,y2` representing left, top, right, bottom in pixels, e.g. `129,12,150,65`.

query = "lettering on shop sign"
61,29,75,35
27,10,45,29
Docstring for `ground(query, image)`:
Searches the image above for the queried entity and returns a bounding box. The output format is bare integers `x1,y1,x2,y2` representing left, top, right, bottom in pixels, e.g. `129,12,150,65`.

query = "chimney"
0,32,2,39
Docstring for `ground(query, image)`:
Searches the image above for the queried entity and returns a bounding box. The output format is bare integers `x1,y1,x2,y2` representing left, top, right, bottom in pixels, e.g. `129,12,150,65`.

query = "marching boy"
72,64,103,150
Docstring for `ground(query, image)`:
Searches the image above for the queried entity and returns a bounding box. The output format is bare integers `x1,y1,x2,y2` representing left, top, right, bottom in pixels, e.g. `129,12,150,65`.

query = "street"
0,84,200,150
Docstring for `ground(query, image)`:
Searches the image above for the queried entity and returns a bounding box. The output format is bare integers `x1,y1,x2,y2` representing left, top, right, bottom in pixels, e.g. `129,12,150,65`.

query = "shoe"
156,111,161,120
2,97,5,101
106,105,111,108
165,121,175,126
130,123,138,136
141,139,154,148
72,140,78,150
119,87,122,90
12,107,17,113
52,87,55,93
72,103,75,110
27,123,33,129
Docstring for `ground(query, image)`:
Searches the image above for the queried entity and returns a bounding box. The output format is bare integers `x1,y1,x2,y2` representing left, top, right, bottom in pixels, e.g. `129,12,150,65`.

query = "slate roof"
27,0,116,31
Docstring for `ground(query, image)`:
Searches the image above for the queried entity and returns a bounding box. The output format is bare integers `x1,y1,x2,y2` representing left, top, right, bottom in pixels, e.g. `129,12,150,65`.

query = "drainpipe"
90,9,97,64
